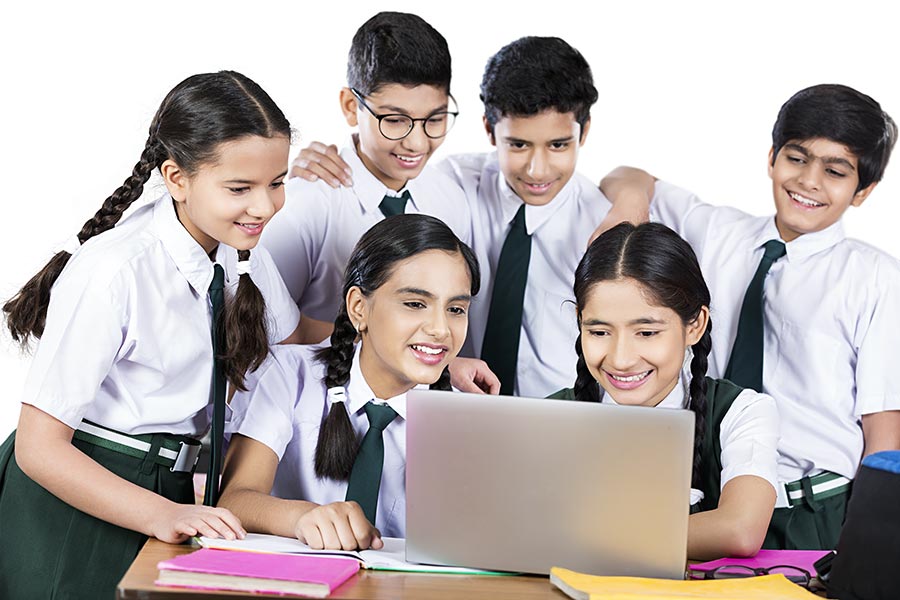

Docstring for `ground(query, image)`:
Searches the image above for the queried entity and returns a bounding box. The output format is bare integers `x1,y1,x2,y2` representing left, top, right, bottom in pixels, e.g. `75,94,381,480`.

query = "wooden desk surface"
117,539,569,599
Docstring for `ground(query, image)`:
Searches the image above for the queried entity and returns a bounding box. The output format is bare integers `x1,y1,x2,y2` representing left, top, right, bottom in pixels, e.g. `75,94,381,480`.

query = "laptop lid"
405,390,693,578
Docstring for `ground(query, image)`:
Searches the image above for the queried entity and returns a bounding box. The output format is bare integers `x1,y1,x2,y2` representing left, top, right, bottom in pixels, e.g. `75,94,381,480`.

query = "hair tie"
236,259,252,276
327,387,347,406
56,234,81,255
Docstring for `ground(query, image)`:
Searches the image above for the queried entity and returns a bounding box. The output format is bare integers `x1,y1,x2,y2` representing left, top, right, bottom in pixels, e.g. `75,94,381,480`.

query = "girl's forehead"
582,279,676,321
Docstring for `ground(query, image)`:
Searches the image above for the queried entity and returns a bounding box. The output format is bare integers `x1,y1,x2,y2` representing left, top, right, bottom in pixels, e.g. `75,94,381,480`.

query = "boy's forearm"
599,166,656,208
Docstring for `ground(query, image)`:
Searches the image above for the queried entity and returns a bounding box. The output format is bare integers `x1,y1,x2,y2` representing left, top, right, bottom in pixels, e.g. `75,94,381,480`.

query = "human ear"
851,181,878,207
685,306,710,346
339,88,359,128
345,286,368,333
482,115,496,146
767,147,776,179
160,159,187,203
579,118,592,146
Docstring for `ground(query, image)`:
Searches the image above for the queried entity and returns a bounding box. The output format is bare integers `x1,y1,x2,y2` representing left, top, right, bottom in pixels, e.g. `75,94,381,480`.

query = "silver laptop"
405,390,693,578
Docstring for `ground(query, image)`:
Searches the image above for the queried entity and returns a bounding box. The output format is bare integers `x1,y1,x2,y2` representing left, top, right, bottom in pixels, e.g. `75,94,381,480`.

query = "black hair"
3,70,291,391
572,222,711,488
314,214,480,481
772,84,897,192
480,36,598,135
347,11,451,95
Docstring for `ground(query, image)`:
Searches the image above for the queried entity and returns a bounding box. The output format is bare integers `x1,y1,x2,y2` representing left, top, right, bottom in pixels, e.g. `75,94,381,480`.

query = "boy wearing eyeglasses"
262,11,473,347
293,36,612,398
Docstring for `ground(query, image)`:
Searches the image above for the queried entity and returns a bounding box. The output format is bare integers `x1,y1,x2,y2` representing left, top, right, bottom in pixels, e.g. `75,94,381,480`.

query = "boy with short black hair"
293,36,612,398
600,83,900,549
441,36,609,397
263,11,472,345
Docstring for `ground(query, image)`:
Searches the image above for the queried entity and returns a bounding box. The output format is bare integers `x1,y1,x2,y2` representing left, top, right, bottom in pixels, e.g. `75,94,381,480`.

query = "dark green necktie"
204,264,226,506
724,240,786,392
345,401,398,525
481,204,532,395
379,190,410,217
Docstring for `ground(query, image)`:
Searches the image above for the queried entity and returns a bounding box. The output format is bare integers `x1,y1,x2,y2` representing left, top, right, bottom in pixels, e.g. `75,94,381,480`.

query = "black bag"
827,451,900,600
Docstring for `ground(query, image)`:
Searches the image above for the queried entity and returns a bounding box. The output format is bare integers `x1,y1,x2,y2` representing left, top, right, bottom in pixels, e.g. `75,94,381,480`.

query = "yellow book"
550,567,820,600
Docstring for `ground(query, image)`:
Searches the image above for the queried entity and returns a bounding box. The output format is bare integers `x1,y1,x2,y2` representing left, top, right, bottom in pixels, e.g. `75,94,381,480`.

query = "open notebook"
198,533,507,575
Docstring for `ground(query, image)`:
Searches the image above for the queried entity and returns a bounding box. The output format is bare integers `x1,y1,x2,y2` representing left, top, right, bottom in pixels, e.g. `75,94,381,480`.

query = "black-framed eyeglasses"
694,564,813,588
350,88,458,140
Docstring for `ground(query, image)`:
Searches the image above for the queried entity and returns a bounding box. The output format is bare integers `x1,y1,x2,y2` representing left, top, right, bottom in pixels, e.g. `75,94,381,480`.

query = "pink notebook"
156,548,360,597
689,549,830,578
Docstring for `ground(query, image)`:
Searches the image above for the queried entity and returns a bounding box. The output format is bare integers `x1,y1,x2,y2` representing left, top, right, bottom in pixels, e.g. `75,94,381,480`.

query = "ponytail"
573,333,601,403
3,132,164,346
687,318,712,489
313,308,360,481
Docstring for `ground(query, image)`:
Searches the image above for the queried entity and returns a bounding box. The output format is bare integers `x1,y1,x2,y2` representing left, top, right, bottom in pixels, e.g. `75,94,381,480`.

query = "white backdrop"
2,0,898,436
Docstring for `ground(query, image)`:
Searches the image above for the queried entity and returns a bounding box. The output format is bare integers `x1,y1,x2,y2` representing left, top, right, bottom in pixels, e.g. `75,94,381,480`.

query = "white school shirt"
438,153,612,398
650,180,900,481
259,135,472,323
598,370,780,505
228,343,411,538
21,194,300,436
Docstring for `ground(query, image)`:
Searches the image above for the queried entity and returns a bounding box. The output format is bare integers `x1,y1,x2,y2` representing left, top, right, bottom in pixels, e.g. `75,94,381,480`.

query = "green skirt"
0,430,194,600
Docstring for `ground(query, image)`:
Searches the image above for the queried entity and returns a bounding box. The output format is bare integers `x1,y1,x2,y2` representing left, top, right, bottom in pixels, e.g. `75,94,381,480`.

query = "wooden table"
117,539,569,599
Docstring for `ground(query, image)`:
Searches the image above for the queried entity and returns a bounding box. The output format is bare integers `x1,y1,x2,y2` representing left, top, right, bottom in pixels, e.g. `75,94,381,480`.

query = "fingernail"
344,168,353,177
296,159,309,168
307,174,318,182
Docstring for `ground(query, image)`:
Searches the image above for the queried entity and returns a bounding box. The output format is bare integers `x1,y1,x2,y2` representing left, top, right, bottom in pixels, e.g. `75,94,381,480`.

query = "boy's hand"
449,357,501,394
295,501,383,550
152,503,246,544
589,201,651,245
289,142,354,188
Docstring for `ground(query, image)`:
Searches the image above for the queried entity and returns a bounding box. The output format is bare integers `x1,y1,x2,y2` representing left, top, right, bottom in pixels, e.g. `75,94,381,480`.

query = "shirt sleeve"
651,180,750,257
20,264,126,429
250,245,301,343
228,346,306,459
854,256,900,416
718,389,780,491
258,179,326,307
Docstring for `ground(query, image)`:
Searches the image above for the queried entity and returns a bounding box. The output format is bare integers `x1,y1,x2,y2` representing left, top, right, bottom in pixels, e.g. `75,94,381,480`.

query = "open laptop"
405,389,694,578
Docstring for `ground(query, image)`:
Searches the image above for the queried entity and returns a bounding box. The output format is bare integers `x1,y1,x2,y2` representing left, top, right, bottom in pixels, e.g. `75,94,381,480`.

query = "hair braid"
573,333,601,403
687,319,712,489
313,308,361,480
222,249,269,391
3,132,164,345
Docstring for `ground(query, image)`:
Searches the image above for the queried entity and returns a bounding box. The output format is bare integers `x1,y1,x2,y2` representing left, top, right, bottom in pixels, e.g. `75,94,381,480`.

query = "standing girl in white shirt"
0,71,299,599
549,222,779,560
219,214,480,551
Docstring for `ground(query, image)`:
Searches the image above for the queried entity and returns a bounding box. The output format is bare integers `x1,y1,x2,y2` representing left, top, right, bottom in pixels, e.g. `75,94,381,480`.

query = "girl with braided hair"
0,71,300,598
549,222,779,560
219,214,480,551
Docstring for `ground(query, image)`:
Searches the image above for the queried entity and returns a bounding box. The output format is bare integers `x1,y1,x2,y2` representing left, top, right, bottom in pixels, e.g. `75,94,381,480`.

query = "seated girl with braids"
549,222,779,560
219,214,480,551
0,71,300,599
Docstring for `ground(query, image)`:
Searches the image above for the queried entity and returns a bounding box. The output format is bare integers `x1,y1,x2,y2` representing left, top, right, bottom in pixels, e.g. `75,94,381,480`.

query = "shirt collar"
346,342,419,420
494,157,579,236
149,194,218,295
753,216,846,263
342,134,420,216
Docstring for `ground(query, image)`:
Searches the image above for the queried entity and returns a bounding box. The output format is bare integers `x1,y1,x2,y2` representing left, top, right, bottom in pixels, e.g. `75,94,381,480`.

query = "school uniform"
0,194,299,599
438,153,612,398
649,180,900,548
549,372,780,510
228,343,411,537
259,135,472,323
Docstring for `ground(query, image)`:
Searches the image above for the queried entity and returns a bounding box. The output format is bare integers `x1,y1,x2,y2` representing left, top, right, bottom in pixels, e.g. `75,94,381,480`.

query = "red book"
156,548,360,597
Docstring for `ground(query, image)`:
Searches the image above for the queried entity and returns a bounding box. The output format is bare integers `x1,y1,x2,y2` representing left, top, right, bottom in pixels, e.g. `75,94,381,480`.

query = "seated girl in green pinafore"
550,222,779,560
